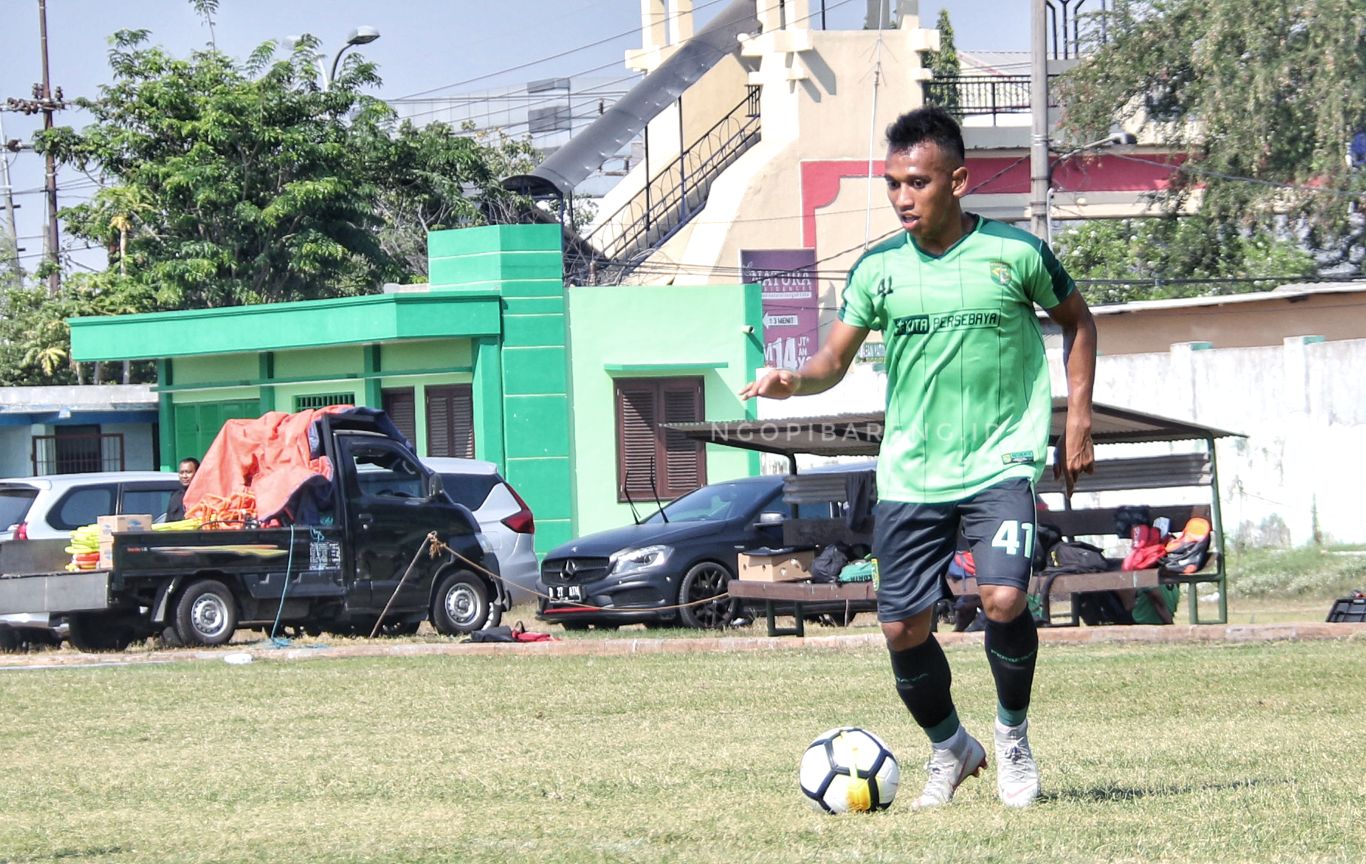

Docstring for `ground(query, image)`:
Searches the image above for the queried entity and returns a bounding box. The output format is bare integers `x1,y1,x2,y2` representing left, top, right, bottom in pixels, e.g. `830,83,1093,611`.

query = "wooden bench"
739,449,1228,635
728,568,1177,637
1035,451,1228,625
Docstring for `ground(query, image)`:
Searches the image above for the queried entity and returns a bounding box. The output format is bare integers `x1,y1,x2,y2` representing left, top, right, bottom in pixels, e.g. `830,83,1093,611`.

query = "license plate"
547,584,583,602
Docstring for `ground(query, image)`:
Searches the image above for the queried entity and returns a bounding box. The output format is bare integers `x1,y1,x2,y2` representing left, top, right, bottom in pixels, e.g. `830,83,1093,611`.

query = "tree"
921,9,962,117
38,29,534,309
13,26,536,385
1055,216,1317,304
1058,0,1366,277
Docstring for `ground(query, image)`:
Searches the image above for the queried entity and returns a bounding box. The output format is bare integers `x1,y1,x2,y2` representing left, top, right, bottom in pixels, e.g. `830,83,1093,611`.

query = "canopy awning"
668,399,1242,462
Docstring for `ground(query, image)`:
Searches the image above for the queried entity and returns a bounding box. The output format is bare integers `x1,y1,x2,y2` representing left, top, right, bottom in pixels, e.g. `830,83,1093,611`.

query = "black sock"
984,608,1039,726
888,636,958,742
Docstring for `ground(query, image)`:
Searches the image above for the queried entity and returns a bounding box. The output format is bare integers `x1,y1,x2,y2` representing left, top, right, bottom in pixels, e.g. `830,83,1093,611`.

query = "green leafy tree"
1058,0,1366,276
922,9,962,117
1055,216,1316,304
14,25,536,384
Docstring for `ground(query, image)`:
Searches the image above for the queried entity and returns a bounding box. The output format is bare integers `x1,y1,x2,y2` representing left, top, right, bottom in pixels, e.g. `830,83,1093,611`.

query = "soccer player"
740,107,1096,808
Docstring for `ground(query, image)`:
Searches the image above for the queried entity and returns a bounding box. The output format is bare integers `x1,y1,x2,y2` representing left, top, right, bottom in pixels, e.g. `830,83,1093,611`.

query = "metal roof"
668,398,1241,460
501,0,758,198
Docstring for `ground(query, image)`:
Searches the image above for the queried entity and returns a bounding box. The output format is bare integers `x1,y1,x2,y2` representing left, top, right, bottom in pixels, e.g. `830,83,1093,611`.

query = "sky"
0,0,1031,275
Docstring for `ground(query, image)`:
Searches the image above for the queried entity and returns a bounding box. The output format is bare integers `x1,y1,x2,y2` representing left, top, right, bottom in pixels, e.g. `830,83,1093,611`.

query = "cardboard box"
97,513,153,540
98,540,115,570
738,549,814,583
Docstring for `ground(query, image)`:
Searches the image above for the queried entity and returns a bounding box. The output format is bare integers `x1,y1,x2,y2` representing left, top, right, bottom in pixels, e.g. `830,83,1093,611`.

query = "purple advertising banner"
740,248,819,371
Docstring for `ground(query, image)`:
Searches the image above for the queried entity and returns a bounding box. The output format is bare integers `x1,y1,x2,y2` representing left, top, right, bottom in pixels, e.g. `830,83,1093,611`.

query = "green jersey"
839,215,1074,503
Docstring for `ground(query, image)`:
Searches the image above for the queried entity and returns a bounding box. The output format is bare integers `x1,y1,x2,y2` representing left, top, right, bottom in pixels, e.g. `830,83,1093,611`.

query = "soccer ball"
798,726,900,814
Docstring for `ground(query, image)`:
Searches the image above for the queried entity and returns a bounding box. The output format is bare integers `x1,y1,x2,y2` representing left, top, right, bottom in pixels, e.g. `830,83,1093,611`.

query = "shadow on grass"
1047,777,1285,803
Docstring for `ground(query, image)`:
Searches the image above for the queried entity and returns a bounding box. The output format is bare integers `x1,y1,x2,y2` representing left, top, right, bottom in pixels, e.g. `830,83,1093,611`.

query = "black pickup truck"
0,411,505,651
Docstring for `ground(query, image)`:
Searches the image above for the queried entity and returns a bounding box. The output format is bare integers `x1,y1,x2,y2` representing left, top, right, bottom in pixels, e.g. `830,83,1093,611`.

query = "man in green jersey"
740,108,1096,809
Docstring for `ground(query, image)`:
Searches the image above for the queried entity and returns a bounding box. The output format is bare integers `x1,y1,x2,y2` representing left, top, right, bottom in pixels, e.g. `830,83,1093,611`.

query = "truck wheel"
174,580,238,647
678,562,737,629
67,613,135,652
431,571,501,635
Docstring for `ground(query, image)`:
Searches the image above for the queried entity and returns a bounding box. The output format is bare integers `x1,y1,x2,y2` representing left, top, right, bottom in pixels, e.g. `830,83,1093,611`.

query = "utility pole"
0,112,20,261
7,1,67,292
38,0,61,294
1028,0,1050,240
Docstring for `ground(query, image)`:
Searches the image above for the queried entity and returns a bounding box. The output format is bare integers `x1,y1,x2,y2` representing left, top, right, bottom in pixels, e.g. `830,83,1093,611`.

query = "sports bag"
1161,517,1213,575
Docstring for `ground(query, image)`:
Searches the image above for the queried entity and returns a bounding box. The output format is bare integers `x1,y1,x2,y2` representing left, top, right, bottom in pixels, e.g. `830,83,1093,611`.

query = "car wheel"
66,613,136,652
678,561,737,629
174,580,238,647
0,625,20,653
431,570,501,635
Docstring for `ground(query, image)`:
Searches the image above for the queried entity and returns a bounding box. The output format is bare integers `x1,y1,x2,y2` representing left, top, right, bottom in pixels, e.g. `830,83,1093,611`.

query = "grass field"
2,638,1363,864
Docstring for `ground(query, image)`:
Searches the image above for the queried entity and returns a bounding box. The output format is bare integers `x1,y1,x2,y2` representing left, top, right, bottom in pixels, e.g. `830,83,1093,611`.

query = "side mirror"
426,472,446,502
754,512,785,527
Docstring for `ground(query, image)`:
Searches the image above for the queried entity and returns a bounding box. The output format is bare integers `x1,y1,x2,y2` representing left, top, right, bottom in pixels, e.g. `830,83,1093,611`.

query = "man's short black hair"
179,457,200,470
886,107,966,165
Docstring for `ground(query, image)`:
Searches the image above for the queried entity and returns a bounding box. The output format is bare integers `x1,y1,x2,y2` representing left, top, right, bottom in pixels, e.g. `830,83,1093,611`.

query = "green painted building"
68,224,762,556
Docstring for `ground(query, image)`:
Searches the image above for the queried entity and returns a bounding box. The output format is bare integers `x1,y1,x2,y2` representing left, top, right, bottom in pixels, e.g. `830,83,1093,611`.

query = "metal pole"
0,113,19,257
38,0,60,293
1028,0,1050,240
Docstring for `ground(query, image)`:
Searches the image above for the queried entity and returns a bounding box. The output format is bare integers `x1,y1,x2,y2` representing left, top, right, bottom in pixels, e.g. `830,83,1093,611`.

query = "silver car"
420,458,539,606
0,471,180,645
0,471,181,542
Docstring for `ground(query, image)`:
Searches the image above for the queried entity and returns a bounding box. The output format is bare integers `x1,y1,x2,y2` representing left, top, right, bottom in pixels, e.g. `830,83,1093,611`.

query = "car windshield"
0,488,37,531
644,481,773,524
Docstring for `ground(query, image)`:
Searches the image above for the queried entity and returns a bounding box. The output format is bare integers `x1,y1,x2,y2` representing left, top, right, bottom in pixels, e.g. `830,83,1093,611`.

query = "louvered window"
615,377,705,501
294,392,353,410
426,384,475,458
382,388,416,447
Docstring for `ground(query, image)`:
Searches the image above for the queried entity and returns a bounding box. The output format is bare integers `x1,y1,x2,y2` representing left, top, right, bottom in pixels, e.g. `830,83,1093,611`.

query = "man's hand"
738,369,800,401
1053,412,1095,496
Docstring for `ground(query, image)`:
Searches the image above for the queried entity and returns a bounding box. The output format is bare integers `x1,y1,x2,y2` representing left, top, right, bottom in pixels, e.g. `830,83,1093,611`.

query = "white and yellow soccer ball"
798,726,900,814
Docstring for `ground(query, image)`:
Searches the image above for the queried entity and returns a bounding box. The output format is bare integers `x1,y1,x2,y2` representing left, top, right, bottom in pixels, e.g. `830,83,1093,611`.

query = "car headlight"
609,544,672,576
475,532,495,556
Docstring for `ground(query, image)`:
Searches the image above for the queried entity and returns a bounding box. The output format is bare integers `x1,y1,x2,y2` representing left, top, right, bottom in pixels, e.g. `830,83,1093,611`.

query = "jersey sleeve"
1024,240,1076,309
838,257,882,331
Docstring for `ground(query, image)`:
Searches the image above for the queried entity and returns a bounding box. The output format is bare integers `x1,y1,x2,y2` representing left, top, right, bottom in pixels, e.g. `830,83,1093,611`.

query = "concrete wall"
1052,337,1366,547
567,282,764,535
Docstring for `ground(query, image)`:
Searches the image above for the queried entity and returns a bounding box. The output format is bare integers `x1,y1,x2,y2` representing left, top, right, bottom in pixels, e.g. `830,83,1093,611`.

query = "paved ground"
0,620,1361,670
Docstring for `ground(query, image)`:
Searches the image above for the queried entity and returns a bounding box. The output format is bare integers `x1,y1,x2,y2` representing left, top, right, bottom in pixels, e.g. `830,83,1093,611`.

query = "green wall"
429,224,572,556
567,282,764,535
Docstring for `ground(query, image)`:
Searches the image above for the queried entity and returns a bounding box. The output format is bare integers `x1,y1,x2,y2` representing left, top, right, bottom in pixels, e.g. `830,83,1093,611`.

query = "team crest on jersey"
989,261,1015,288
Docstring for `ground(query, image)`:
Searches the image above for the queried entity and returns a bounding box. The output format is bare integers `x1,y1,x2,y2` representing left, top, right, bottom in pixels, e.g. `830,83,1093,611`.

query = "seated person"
165,457,200,520
1123,584,1181,625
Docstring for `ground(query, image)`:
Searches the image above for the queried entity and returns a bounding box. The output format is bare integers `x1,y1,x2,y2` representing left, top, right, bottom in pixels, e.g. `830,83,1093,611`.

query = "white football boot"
912,732,987,809
994,719,1041,808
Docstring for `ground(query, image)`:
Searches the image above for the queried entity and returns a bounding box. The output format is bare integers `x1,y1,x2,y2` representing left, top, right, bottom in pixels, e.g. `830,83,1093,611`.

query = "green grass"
1227,545,1366,599
2,639,1363,863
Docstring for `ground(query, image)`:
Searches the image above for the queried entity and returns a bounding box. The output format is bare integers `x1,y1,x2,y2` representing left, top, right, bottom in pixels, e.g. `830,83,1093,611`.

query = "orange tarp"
184,406,350,527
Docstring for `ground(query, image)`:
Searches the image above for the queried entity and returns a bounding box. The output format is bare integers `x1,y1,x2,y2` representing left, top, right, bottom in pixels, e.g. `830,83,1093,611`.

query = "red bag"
1123,524,1168,571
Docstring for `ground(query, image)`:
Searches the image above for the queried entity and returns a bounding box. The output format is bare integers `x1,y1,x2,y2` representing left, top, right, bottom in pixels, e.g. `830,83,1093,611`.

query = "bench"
728,568,1178,637
739,449,1227,635
1035,450,1228,626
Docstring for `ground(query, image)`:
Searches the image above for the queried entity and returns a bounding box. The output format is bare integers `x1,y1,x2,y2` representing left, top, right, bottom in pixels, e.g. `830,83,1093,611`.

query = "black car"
537,471,849,630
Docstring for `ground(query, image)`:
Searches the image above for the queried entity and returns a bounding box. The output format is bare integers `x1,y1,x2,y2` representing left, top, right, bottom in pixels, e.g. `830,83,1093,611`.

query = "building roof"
0,384,158,426
1087,281,1366,316
68,290,503,362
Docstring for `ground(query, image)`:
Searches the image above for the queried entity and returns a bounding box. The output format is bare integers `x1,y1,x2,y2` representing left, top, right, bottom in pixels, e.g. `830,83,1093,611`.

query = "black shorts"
872,478,1037,622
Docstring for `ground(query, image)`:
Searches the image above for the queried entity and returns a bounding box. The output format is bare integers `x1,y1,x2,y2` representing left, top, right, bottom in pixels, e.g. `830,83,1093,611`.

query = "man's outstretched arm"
1046,290,1097,495
739,321,870,401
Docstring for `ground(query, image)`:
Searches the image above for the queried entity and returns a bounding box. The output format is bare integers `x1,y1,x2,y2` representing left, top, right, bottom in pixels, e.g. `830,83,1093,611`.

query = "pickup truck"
0,411,505,651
